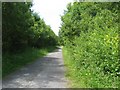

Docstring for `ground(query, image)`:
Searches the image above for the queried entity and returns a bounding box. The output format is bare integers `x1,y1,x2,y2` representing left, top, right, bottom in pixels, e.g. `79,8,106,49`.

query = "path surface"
3,47,67,88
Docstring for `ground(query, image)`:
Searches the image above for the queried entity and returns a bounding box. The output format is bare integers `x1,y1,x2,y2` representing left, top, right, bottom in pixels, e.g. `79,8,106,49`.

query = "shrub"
60,2,119,88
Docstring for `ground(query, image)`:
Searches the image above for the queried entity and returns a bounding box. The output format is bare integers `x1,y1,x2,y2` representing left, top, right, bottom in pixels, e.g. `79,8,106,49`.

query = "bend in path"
3,47,67,88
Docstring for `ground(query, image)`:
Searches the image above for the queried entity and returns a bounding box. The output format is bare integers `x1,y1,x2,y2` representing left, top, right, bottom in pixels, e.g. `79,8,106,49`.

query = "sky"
31,0,74,36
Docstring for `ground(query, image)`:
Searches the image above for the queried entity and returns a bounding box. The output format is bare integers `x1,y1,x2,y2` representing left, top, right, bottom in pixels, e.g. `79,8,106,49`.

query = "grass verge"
62,47,81,88
2,46,57,77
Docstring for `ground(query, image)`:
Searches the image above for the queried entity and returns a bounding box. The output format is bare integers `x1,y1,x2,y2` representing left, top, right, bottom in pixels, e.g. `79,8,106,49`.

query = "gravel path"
2,47,67,88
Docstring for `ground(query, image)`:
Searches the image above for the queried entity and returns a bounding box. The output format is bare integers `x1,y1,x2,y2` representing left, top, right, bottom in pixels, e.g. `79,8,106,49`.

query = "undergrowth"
2,46,57,77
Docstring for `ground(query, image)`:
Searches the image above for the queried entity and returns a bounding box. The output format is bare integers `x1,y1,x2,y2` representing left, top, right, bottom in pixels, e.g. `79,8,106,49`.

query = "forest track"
3,47,67,88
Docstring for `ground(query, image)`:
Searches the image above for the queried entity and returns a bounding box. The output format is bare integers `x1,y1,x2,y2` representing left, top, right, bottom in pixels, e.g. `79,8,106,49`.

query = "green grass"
62,47,82,88
2,46,57,77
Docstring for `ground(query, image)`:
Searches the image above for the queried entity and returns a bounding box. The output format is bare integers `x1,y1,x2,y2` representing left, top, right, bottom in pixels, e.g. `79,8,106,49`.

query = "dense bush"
60,2,119,88
2,2,58,52
2,2,58,77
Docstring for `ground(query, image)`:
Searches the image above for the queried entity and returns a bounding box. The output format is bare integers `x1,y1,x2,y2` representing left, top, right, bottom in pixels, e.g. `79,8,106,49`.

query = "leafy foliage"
2,2,58,77
60,2,119,88
2,2,58,52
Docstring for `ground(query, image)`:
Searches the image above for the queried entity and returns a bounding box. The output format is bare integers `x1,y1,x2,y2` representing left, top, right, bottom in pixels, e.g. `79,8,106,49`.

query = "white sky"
31,0,74,36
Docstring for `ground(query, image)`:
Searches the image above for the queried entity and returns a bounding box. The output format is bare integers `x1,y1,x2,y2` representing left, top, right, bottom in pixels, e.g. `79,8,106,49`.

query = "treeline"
2,2,58,77
59,2,119,88
2,2,58,53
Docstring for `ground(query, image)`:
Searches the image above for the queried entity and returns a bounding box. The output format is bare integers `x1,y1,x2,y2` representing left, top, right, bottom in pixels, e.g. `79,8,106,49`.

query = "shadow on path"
2,48,67,88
